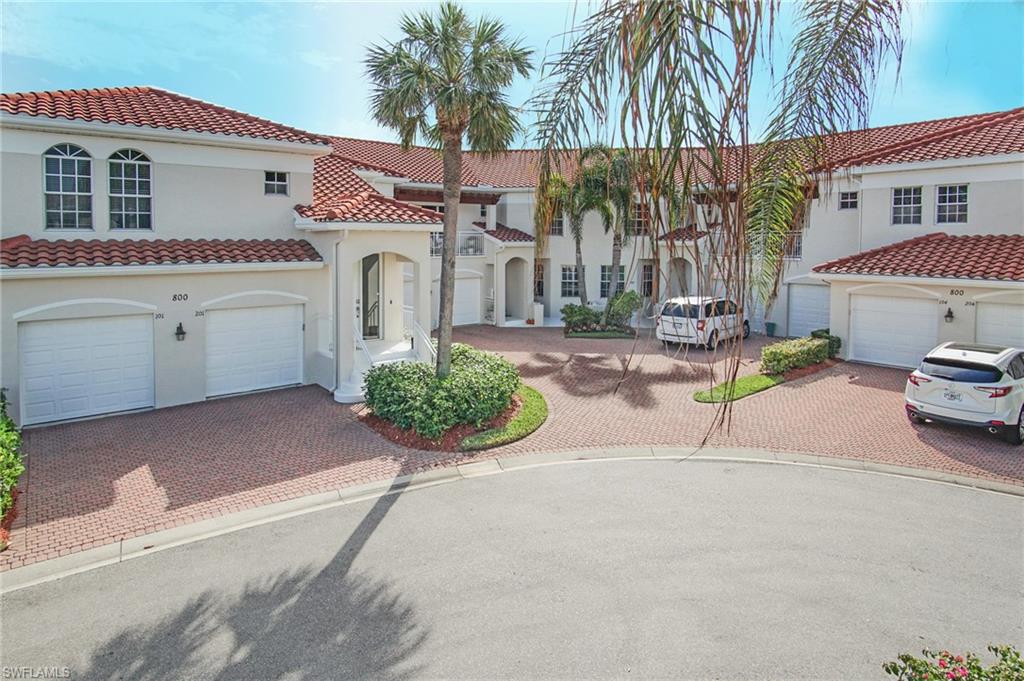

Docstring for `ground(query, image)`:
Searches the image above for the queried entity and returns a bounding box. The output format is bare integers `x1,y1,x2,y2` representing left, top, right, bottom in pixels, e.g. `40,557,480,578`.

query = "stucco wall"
0,267,331,426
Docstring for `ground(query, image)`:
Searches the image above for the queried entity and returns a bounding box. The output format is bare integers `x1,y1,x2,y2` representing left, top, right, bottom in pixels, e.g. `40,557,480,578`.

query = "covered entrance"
360,254,382,340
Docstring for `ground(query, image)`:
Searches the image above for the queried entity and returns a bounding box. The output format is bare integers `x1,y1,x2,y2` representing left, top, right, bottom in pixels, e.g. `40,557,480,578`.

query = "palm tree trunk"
602,229,623,324
436,132,463,379
575,237,588,307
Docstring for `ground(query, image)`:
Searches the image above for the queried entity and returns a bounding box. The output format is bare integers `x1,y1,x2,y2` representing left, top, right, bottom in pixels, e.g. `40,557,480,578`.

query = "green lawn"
565,330,636,339
460,385,548,451
693,374,784,403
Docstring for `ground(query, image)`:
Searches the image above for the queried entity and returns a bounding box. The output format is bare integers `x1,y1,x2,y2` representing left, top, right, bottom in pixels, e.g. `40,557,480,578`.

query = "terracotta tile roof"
812,233,1024,281
328,137,482,185
0,86,328,146
297,154,442,224
658,226,708,241
471,221,534,243
0,235,322,268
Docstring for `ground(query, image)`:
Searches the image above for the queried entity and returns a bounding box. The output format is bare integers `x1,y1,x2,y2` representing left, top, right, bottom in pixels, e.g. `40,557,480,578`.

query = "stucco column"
335,252,355,391
494,253,507,326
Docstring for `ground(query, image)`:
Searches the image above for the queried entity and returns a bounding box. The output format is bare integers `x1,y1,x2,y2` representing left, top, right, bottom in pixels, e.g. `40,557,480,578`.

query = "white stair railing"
410,321,436,362
354,326,375,369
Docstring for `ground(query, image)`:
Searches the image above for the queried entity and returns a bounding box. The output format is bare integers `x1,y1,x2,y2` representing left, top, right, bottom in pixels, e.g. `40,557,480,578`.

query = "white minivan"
905,342,1024,445
656,296,750,350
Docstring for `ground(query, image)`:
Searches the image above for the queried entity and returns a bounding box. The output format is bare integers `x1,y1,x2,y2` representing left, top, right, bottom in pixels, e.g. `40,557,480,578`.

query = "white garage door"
432,278,482,327
788,284,830,337
977,302,1024,348
20,315,154,425
850,295,938,367
206,305,303,397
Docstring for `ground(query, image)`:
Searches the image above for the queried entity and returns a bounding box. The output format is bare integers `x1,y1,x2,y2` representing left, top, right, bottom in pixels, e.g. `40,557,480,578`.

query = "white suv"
656,296,750,350
905,342,1024,446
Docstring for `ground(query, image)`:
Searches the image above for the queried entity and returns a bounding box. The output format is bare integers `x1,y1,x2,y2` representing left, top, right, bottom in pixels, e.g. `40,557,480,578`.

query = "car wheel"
742,321,750,339
1003,405,1024,446
705,331,719,352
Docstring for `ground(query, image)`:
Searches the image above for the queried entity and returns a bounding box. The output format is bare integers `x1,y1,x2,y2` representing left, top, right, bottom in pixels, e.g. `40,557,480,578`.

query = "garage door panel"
977,303,1024,347
850,295,937,368
205,305,303,397
788,284,830,337
20,315,155,425
432,277,482,327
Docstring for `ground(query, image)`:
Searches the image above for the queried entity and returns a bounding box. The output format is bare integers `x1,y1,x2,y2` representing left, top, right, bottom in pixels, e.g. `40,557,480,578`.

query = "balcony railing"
430,231,486,257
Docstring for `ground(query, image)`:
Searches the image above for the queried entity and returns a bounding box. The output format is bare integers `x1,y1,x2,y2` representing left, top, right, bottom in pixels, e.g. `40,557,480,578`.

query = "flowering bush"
883,645,1023,680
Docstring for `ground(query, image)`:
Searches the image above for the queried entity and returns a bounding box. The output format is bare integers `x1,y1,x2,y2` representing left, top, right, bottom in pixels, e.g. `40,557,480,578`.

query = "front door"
361,254,381,339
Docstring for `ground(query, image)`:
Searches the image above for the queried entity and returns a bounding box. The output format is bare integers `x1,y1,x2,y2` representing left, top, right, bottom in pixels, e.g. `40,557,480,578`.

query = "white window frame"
43,143,93,230
109,149,153,230
479,204,488,218
534,261,545,299
600,265,626,298
561,265,580,298
838,191,858,210
550,213,564,236
641,263,654,297
429,232,443,257
891,186,922,225
936,184,968,224
783,230,803,260
631,202,650,234
264,171,289,196
457,231,485,256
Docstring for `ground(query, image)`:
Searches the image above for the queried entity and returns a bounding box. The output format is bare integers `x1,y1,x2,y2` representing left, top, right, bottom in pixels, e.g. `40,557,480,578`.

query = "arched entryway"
504,256,530,323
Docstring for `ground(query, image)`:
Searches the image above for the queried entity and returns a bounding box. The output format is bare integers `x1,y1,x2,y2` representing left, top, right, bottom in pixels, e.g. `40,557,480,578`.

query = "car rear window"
661,303,701,318
919,358,1003,383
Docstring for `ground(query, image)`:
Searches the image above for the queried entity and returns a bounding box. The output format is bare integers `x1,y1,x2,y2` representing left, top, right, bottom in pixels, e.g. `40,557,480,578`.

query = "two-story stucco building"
1,86,1021,427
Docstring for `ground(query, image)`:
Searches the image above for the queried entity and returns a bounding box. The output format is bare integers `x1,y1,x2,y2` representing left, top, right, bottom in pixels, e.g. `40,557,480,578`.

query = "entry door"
361,254,381,340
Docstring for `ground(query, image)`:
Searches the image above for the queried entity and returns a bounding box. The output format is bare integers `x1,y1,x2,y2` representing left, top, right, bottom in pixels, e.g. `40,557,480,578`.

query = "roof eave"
810,271,1024,289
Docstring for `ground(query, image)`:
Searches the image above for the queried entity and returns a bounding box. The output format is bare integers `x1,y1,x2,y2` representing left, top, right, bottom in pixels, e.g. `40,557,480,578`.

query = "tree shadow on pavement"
79,478,427,681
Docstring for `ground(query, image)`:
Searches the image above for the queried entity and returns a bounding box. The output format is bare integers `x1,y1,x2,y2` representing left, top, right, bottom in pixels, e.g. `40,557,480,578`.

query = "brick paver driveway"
4,326,1021,572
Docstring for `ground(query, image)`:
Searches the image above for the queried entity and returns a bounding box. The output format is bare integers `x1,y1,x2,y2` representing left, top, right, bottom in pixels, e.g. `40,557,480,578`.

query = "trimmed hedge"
364,343,520,440
561,291,642,335
760,337,830,375
460,385,548,451
0,389,25,520
810,328,842,358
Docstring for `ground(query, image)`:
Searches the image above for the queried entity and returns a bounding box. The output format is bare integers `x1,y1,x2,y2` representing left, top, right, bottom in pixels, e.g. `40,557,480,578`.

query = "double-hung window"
561,265,581,297
839,191,858,210
109,149,152,230
44,144,93,230
264,171,289,195
936,184,968,223
550,212,564,236
641,263,654,297
479,204,488,219
600,265,626,298
892,187,922,225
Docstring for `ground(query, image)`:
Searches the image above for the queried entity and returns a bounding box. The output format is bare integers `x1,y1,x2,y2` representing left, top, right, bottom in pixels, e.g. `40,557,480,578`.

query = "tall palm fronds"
366,1,533,377
531,0,903,435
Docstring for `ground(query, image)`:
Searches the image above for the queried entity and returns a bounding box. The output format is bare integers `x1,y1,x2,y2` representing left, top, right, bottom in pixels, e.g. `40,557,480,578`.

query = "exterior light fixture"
944,307,955,323
175,322,187,341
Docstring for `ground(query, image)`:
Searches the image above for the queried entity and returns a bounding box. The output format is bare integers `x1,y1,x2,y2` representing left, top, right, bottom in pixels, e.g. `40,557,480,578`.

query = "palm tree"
578,145,635,309
366,2,533,378
531,0,903,432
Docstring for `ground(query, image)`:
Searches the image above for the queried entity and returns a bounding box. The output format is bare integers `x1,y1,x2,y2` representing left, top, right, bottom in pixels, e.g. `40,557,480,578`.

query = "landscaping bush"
560,303,602,334
364,343,520,440
810,328,842,358
883,645,1022,680
561,292,641,335
0,389,24,521
760,337,830,375
605,290,643,328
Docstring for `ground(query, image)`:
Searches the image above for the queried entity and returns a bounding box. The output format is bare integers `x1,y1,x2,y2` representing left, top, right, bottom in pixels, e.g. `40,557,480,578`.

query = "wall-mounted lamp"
944,307,955,324
175,322,187,341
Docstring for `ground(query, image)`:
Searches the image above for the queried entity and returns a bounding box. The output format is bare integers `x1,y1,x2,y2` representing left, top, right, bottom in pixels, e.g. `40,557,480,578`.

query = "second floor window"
632,202,650,234
892,187,922,225
641,263,654,297
264,171,288,195
839,191,858,210
109,149,152,230
784,230,803,259
937,184,968,223
430,233,443,257
44,143,92,230
457,232,484,256
600,265,626,298
561,265,580,297
479,204,487,218
534,262,545,299
550,212,564,236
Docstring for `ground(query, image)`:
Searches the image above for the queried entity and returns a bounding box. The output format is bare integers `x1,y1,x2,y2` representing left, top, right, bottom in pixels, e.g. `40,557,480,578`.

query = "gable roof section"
0,235,322,268
0,86,328,146
471,221,534,243
329,136,482,185
812,233,1024,281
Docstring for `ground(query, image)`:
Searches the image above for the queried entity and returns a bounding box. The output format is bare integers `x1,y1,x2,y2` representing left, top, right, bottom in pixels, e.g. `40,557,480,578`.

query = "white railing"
410,321,436,362
354,326,374,368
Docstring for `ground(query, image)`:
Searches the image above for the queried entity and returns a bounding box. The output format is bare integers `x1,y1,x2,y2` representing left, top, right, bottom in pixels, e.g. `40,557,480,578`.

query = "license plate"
943,389,963,402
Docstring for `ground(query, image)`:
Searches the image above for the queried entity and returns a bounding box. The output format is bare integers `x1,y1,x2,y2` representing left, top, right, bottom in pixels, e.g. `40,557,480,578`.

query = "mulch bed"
356,394,523,452
782,358,843,382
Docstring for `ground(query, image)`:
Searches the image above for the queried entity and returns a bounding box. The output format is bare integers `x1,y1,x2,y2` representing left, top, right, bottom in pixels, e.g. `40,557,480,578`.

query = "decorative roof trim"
0,260,323,280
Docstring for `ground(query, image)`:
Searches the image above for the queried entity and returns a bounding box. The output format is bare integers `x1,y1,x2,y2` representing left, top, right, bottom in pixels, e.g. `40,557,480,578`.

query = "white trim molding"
0,261,324,280
13,297,158,320
811,271,1024,291
200,290,310,308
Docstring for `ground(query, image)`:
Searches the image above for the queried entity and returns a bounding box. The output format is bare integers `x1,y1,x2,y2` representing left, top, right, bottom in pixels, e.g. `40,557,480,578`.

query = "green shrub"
883,645,1022,680
560,303,602,334
460,385,548,451
605,290,643,327
364,343,520,440
760,337,830,375
0,389,25,520
810,328,842,358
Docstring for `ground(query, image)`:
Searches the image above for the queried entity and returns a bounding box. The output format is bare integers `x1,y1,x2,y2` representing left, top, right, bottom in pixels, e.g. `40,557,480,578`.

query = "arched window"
43,144,92,229
109,149,152,230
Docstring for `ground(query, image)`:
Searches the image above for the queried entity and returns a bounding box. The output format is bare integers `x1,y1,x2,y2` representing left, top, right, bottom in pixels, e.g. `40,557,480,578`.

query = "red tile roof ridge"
812,233,949,273
328,153,407,178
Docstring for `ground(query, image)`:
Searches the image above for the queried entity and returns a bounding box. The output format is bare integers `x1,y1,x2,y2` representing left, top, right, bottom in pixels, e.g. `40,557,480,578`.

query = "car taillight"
975,386,1011,398
696,320,706,331
908,374,931,387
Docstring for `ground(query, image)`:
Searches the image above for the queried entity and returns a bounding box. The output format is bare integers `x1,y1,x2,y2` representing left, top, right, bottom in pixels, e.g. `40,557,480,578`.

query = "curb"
2,447,1021,594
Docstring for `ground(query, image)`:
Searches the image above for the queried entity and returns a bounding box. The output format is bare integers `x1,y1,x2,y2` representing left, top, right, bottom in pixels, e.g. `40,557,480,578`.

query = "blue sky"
2,1,1021,146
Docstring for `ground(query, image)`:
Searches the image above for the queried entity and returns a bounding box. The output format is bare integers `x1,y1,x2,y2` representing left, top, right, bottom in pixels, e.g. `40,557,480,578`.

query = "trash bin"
764,321,777,337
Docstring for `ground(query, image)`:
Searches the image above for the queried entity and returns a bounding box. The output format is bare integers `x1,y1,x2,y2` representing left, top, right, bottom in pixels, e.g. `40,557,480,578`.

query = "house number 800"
171,293,189,302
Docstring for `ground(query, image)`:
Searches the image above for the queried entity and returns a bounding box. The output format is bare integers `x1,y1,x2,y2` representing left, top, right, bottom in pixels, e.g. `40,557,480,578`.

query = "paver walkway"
3,326,1020,572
